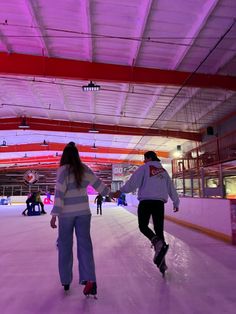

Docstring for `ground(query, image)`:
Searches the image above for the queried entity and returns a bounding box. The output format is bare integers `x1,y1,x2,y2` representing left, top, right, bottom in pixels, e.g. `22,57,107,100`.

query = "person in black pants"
94,194,103,215
112,151,179,275
138,200,165,242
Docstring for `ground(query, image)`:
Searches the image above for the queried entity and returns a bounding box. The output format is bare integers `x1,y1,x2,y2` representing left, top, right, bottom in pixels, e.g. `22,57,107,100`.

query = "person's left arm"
166,173,180,211
50,215,57,228
86,166,110,196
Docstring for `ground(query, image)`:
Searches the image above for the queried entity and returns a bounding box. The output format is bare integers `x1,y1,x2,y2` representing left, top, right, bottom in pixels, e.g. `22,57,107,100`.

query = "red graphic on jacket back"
149,166,165,177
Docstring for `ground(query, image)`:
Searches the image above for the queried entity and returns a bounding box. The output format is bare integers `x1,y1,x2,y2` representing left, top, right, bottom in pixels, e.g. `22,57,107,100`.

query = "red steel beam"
0,156,143,171
0,52,235,91
0,117,201,141
0,142,169,158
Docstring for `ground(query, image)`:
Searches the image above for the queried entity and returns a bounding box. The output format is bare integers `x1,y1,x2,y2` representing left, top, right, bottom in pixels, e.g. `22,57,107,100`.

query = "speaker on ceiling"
207,126,214,136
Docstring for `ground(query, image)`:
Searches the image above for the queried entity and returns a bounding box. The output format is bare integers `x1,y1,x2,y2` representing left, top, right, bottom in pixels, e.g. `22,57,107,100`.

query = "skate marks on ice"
92,205,236,314
0,204,236,314
158,231,236,314
125,204,236,314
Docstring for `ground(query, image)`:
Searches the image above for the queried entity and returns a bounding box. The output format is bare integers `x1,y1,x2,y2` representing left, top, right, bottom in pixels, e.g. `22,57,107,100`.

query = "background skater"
94,193,103,215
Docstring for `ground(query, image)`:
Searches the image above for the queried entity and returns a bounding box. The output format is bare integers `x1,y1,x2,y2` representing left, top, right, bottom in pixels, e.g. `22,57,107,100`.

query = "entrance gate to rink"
0,184,55,197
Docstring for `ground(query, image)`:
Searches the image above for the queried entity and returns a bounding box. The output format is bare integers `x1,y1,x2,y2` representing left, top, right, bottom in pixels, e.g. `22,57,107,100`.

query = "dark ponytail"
60,142,84,187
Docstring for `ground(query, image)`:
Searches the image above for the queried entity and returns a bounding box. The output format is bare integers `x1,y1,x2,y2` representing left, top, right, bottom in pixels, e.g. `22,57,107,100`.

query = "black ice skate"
159,259,168,277
152,238,169,268
62,284,70,291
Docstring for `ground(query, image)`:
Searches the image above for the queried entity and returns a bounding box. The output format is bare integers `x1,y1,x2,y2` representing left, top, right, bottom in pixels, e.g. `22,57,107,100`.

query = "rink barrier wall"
125,194,233,244
5,194,233,244
4,195,55,204
164,215,231,243
4,194,97,204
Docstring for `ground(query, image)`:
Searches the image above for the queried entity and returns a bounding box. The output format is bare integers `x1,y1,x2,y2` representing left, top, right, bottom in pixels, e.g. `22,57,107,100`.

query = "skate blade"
85,294,98,299
154,244,169,267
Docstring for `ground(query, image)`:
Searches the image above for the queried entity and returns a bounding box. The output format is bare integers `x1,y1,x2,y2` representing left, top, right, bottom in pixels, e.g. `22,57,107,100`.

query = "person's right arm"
119,166,145,194
166,173,180,212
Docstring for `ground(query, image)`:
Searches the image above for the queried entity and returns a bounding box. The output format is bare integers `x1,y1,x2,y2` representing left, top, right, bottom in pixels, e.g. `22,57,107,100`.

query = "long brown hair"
60,142,85,187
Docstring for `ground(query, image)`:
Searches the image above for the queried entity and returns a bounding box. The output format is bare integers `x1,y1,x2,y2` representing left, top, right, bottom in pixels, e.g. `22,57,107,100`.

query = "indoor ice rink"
0,201,236,314
0,0,236,313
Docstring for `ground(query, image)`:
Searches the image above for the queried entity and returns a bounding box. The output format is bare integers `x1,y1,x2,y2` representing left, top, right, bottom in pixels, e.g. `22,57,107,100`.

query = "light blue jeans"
58,214,96,285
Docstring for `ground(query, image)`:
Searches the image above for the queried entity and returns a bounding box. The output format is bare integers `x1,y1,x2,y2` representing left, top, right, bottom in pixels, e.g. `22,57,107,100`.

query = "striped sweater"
51,164,110,217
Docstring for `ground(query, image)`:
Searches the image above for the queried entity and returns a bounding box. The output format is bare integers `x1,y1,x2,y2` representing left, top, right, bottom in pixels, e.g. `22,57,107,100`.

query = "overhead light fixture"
173,145,182,158
41,140,49,146
18,117,30,129
82,81,100,91
91,142,98,150
88,126,99,133
88,122,99,133
1,140,8,147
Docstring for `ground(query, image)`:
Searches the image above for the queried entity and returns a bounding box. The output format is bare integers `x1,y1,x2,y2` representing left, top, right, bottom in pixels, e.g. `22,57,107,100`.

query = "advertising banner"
112,164,139,182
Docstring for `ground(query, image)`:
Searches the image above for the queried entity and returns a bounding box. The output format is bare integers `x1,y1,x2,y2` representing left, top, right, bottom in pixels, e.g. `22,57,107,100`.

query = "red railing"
172,130,236,174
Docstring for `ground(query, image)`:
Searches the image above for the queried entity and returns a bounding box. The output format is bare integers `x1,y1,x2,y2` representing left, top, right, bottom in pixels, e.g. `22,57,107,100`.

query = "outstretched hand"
50,216,57,229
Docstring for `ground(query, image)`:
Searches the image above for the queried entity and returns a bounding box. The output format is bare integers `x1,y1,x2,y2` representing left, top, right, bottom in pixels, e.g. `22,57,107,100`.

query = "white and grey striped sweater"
51,164,110,217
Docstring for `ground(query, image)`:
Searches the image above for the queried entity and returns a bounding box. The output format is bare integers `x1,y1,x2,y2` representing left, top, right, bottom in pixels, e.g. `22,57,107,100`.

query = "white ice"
0,202,236,314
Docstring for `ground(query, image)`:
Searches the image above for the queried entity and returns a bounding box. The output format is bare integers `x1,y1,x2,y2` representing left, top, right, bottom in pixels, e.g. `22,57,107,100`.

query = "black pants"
97,202,102,215
138,200,165,242
22,200,32,215
38,201,45,213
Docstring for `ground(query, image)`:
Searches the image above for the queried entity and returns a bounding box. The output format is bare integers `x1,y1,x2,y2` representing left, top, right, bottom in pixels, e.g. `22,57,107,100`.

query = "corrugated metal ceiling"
0,0,235,167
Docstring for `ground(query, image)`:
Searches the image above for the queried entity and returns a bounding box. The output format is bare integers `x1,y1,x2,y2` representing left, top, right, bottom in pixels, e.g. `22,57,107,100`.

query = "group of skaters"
50,142,179,297
22,191,47,216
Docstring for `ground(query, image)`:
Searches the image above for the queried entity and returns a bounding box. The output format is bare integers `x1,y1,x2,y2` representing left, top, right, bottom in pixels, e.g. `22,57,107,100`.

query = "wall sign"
23,170,39,185
112,164,139,182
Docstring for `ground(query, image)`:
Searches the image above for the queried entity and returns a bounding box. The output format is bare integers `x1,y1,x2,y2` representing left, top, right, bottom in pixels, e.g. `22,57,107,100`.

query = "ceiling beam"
0,156,143,171
0,117,202,141
0,142,169,158
129,0,154,65
23,0,50,57
0,52,235,91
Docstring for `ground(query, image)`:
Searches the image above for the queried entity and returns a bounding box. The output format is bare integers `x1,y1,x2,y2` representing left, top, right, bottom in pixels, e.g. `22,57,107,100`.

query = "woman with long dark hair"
50,142,110,296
